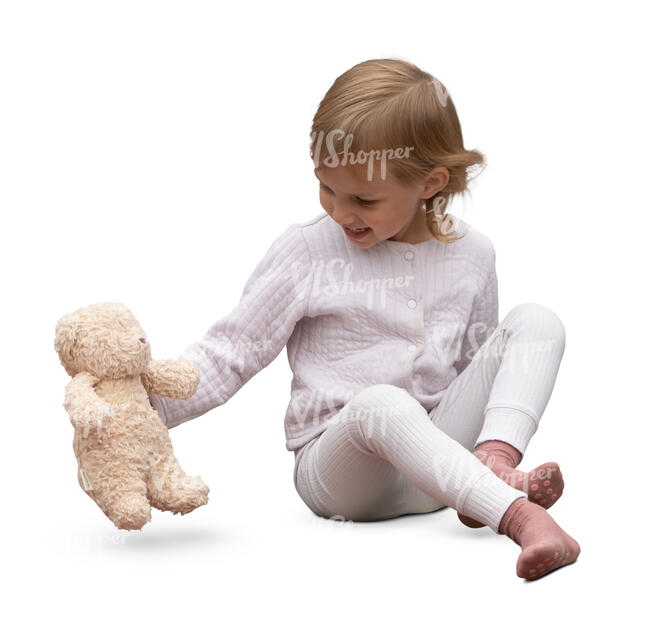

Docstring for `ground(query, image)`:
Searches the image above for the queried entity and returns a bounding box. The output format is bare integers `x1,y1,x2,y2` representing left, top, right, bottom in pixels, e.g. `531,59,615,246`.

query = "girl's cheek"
319,192,333,213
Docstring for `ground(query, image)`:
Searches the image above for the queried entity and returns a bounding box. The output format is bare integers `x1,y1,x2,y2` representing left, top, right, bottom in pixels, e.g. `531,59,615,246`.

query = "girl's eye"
319,183,376,206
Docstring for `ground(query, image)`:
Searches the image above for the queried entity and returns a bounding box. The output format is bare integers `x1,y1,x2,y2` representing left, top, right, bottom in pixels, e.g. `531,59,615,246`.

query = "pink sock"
458,439,564,528
498,496,581,580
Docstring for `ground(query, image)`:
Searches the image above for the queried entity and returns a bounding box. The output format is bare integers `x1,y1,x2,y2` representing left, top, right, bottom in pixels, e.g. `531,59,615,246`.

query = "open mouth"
344,226,371,239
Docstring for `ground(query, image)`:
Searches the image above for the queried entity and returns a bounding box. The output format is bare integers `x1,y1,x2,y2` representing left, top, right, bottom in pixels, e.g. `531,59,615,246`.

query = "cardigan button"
404,251,414,261
407,299,417,309
407,344,417,352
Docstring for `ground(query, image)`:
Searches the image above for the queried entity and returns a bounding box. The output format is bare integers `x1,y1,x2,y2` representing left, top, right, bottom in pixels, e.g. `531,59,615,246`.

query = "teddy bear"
54,301,210,531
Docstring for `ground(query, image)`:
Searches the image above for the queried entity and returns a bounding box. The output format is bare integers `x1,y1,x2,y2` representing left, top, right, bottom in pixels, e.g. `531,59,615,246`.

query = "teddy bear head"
54,302,152,379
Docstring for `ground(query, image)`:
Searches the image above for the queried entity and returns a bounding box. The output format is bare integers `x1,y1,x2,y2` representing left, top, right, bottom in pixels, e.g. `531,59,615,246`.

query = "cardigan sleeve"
453,243,499,376
148,223,313,429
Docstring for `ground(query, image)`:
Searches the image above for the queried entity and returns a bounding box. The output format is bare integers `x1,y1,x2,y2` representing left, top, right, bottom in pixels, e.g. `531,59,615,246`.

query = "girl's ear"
54,312,80,376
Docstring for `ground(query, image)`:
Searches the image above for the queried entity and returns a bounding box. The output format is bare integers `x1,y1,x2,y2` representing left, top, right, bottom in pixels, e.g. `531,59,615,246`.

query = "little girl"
149,58,581,581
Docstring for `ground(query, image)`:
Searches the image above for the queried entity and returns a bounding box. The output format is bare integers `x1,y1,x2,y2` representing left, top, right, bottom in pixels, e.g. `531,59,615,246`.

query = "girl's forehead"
315,163,394,191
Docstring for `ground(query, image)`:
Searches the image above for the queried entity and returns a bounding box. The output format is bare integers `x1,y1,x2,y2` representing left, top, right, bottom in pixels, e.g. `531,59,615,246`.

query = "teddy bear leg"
92,470,152,531
147,456,210,516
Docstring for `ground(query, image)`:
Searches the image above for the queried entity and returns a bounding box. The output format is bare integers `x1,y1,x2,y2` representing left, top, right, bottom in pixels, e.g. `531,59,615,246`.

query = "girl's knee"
509,303,566,346
339,384,425,442
348,384,422,418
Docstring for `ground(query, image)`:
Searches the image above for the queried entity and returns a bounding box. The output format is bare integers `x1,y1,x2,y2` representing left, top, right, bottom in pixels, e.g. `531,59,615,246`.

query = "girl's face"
314,160,449,248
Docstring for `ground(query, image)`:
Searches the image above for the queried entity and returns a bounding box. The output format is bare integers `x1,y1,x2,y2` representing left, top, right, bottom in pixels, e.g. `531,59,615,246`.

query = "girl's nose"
330,202,355,225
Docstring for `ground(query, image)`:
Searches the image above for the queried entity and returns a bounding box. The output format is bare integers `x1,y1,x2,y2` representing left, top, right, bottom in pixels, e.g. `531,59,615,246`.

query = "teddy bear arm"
63,372,114,430
142,359,200,400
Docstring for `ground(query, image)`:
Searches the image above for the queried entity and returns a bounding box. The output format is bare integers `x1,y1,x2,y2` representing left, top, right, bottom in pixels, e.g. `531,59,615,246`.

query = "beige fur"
54,302,209,530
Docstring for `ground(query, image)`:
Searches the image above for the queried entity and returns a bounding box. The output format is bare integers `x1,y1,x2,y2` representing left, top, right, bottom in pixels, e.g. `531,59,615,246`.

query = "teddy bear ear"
54,312,80,376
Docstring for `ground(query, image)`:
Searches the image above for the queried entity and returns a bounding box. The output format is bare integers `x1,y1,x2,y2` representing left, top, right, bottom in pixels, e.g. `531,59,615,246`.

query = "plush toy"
54,301,209,530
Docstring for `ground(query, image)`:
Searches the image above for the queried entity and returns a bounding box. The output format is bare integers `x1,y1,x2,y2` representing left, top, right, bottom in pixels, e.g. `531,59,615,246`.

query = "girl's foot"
458,440,564,528
498,496,581,580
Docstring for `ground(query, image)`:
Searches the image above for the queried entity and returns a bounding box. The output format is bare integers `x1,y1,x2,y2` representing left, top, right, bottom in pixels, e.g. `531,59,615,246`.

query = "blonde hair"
310,58,486,243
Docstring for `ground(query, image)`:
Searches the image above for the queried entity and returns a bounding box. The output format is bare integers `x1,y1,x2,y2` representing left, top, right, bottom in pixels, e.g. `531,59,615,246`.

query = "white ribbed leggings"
293,303,566,533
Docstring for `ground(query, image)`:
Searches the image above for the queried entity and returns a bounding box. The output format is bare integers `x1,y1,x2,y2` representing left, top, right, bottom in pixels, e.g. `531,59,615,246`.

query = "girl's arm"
453,242,498,375
149,224,313,429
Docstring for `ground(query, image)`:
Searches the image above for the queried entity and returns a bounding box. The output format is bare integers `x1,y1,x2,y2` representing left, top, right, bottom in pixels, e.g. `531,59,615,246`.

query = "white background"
2,0,647,626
